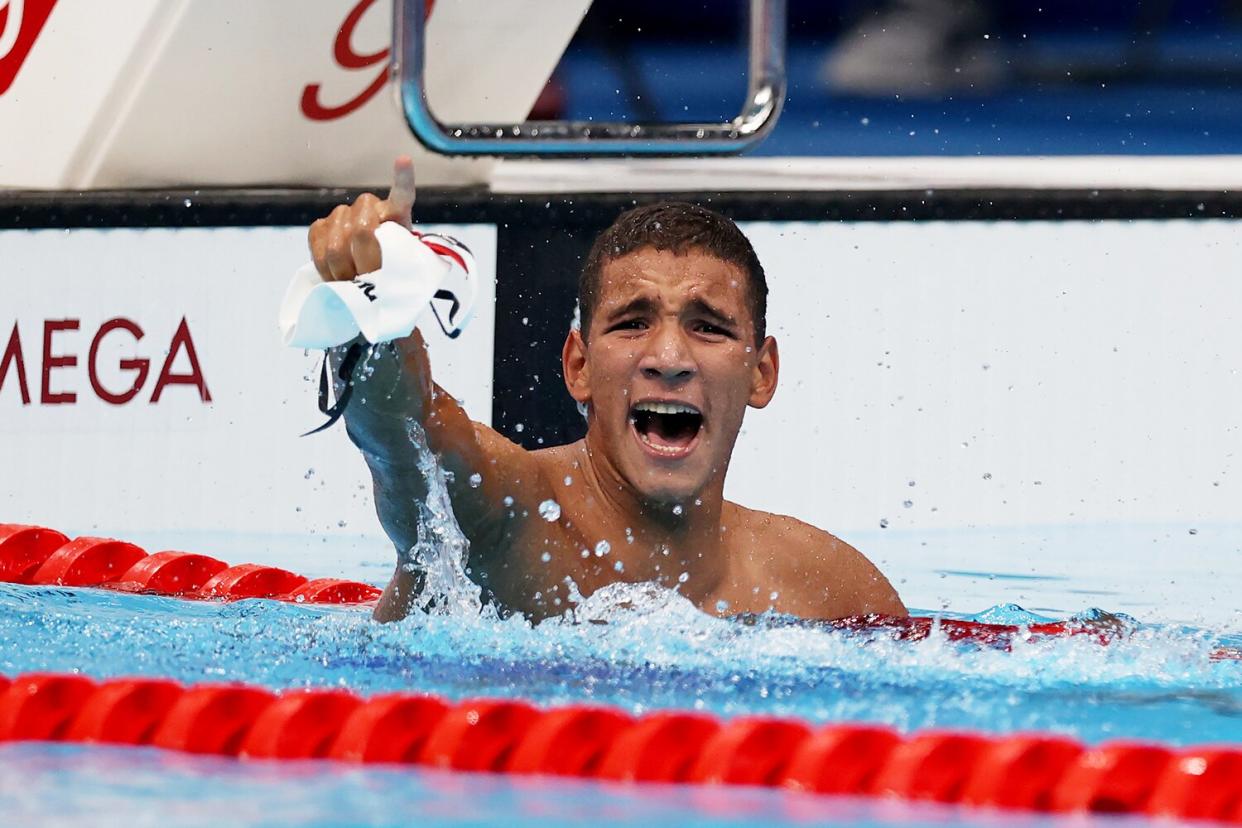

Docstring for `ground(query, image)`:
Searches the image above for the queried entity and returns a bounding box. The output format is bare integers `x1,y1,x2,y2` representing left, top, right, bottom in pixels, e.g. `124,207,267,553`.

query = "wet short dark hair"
578,202,768,347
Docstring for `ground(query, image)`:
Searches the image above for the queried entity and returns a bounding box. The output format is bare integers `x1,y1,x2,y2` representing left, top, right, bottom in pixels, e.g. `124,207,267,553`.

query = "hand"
309,156,417,281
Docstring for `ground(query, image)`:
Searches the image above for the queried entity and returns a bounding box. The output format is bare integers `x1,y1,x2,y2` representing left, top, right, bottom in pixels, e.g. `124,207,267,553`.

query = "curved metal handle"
393,0,786,157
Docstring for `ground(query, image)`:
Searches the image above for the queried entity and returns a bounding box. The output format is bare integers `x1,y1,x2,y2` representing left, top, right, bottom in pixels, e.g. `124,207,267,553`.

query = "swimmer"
309,157,906,623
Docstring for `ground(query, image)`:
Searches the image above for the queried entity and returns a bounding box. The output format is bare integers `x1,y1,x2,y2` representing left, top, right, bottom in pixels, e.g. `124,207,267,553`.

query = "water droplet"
564,475,573,486
503,495,514,506
613,560,625,572
902,500,913,508
672,505,684,516
694,498,702,507
715,599,730,613
1189,528,1199,535
768,591,779,601
879,518,889,528
907,480,916,487
540,551,551,563
677,572,689,584
580,549,590,558
304,468,315,479
183,198,192,208
983,472,993,480
594,540,611,557
337,520,347,527
515,423,525,433
468,473,482,488
538,500,561,521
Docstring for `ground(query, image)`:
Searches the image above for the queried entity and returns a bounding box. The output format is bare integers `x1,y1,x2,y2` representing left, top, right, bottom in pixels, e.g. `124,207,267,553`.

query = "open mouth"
629,401,704,458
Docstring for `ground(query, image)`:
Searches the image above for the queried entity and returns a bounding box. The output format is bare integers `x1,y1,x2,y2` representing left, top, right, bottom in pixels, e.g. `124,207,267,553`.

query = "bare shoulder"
456,429,586,526
728,504,908,619
437,419,550,538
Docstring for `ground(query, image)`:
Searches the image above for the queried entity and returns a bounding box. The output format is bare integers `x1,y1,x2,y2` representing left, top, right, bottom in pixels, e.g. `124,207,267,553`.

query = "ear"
562,328,592,405
748,336,779,409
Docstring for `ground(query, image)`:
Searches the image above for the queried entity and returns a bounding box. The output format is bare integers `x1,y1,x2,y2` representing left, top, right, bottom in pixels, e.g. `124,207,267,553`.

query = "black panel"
491,203,600,450
5,187,1242,229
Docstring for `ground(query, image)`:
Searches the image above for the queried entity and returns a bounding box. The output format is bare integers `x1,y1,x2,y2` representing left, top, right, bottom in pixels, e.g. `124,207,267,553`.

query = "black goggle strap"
430,289,464,340
303,340,365,437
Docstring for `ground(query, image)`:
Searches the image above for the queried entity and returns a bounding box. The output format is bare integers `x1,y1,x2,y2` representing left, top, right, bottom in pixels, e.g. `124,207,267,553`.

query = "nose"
639,322,697,382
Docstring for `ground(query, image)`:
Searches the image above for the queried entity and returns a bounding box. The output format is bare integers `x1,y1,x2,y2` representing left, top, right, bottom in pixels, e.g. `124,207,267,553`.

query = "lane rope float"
0,670,1240,823
0,524,380,604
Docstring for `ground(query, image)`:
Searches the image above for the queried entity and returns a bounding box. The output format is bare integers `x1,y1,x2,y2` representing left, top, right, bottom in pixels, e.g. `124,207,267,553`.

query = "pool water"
0,534,1240,826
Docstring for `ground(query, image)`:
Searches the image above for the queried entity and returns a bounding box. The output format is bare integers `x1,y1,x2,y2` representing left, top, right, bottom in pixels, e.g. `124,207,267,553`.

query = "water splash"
398,419,481,616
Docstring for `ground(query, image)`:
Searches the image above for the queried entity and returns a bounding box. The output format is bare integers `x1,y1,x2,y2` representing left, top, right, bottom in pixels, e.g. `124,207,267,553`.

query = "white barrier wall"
730,219,1242,535
0,224,496,553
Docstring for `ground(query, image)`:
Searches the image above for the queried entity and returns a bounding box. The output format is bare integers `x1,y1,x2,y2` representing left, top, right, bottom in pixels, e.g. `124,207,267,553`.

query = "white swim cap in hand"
278,222,476,349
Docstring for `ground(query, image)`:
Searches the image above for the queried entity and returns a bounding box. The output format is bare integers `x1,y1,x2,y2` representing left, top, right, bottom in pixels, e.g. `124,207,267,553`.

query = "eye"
608,318,647,333
694,321,735,339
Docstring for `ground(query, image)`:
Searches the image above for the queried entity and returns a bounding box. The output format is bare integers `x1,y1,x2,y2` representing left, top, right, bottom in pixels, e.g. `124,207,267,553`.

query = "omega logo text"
0,317,212,405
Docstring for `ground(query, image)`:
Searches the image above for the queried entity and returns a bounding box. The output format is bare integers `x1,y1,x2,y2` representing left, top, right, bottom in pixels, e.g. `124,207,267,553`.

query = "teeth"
634,401,699,416
638,432,691,455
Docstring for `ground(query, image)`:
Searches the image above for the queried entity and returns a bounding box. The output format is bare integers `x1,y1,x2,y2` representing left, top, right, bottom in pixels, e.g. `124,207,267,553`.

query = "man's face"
564,246,778,504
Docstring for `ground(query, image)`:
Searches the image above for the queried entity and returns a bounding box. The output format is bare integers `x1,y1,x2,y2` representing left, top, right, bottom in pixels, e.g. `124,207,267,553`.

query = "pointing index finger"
385,155,417,228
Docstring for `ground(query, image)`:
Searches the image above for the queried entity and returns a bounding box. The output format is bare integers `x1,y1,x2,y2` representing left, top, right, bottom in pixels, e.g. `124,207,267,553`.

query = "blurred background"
540,0,1242,155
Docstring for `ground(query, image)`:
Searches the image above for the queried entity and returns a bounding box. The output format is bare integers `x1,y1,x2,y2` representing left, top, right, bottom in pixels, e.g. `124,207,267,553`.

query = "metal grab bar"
392,0,786,156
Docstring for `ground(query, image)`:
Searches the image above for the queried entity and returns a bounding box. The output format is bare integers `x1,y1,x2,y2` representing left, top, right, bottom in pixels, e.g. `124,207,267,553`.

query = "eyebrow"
602,296,740,329
602,296,658,322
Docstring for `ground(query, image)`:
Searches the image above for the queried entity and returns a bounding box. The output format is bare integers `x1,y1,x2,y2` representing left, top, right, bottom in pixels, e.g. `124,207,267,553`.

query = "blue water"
0,574,1239,825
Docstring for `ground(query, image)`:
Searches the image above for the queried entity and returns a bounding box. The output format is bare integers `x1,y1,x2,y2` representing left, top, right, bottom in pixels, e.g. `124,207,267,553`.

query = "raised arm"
308,158,542,621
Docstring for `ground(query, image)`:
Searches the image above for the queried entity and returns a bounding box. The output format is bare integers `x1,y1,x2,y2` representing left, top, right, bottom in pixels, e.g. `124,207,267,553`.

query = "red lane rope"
0,670,1240,823
0,523,381,604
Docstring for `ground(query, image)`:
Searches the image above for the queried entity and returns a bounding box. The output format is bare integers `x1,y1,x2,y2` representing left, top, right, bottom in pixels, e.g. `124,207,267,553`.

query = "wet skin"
311,158,906,623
